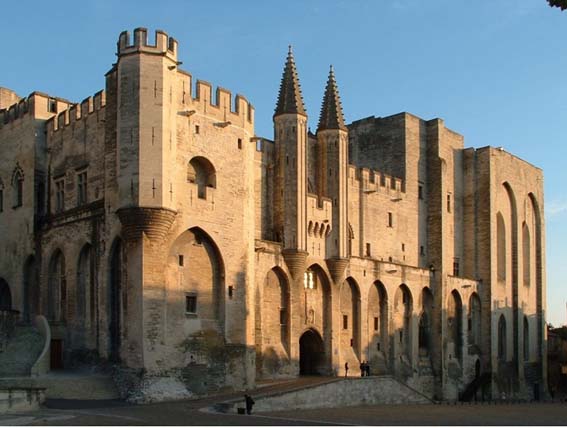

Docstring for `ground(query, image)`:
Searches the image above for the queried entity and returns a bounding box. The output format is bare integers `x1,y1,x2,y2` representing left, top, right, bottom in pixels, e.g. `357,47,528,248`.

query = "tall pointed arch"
528,192,543,364
341,277,361,359
48,249,66,322
368,280,388,364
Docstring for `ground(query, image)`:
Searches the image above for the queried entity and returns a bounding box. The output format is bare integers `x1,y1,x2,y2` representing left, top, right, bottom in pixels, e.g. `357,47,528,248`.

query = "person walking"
344,361,349,378
365,361,371,377
244,394,255,415
360,361,365,377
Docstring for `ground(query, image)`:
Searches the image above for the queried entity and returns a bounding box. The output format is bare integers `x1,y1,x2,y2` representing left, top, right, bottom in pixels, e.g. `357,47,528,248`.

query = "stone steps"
0,325,43,377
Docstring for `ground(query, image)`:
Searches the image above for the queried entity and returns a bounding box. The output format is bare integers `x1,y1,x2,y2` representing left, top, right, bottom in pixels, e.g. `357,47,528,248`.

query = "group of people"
343,360,371,377
359,360,371,377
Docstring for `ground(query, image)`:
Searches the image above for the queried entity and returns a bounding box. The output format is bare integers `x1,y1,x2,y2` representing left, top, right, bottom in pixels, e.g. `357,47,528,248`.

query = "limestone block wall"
0,87,21,110
347,166,411,264
254,138,275,241
253,243,295,378
46,92,106,212
0,92,70,318
485,147,546,398
306,194,332,258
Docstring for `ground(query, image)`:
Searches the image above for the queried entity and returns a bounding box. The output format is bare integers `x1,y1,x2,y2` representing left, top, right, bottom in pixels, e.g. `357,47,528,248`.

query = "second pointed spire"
317,65,347,132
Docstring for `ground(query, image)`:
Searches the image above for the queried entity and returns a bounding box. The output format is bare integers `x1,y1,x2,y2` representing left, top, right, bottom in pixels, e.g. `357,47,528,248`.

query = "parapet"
307,193,333,237
0,92,71,129
117,28,178,61
348,165,405,194
178,77,254,127
47,90,106,134
0,97,30,126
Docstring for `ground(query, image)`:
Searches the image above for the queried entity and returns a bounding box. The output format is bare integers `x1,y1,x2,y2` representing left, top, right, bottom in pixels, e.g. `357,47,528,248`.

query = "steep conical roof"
274,46,306,117
317,65,347,132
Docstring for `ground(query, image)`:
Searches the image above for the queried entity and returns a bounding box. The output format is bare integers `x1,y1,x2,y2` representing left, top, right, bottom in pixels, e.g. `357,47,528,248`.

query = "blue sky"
3,0,566,325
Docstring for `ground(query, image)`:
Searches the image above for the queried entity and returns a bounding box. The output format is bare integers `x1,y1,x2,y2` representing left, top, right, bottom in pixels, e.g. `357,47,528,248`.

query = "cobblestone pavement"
3,401,567,426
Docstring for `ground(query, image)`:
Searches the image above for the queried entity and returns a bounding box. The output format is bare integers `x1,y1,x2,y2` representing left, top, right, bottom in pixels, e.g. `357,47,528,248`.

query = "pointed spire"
317,65,347,132
274,46,306,117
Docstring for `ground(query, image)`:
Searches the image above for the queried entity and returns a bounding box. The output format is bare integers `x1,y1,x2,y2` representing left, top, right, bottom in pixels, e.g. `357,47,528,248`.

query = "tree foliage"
548,0,567,10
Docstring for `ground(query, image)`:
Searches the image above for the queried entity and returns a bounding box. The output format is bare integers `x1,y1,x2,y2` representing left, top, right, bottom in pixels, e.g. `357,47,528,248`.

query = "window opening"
185,294,197,314
77,171,87,206
55,179,65,213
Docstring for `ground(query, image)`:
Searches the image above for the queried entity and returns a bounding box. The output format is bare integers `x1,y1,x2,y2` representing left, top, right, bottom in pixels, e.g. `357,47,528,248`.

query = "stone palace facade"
0,28,546,401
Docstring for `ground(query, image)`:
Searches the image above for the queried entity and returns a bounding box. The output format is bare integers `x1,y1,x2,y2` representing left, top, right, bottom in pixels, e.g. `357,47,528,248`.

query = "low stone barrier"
216,375,432,413
0,379,46,413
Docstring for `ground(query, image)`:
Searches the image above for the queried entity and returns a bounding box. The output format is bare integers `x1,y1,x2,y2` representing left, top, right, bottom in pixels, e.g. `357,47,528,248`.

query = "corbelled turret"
317,65,347,132
273,46,309,280
317,66,349,280
274,46,306,117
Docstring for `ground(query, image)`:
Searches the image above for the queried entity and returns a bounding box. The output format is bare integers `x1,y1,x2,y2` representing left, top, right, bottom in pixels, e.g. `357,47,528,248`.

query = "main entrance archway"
299,329,325,375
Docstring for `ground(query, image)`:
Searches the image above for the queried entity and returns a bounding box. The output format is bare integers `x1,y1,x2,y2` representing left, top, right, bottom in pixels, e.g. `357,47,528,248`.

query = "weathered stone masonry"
0,28,546,401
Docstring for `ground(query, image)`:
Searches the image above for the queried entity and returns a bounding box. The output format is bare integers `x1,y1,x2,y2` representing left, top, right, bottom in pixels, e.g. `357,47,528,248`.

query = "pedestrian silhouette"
244,394,255,415
360,361,365,377
365,361,370,376
344,361,349,378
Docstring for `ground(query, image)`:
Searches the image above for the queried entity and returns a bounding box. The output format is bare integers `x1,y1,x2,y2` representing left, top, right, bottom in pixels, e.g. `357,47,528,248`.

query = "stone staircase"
0,325,43,377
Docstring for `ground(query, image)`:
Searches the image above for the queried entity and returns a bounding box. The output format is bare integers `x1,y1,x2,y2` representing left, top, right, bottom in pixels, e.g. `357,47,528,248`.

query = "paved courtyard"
2,399,567,426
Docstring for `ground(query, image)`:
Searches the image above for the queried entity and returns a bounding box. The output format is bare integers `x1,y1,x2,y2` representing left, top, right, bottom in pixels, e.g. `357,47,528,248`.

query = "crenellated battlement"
0,92,72,130
176,75,254,127
118,28,178,61
0,98,30,127
348,165,405,194
307,194,333,238
193,79,254,125
47,90,106,134
113,28,253,128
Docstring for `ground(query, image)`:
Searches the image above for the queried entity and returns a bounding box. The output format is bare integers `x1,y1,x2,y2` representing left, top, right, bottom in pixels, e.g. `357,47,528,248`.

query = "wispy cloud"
547,199,567,218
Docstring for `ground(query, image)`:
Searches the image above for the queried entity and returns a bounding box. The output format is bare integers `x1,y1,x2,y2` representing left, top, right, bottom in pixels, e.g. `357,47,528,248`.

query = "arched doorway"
48,250,66,322
76,244,93,348
299,329,325,375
